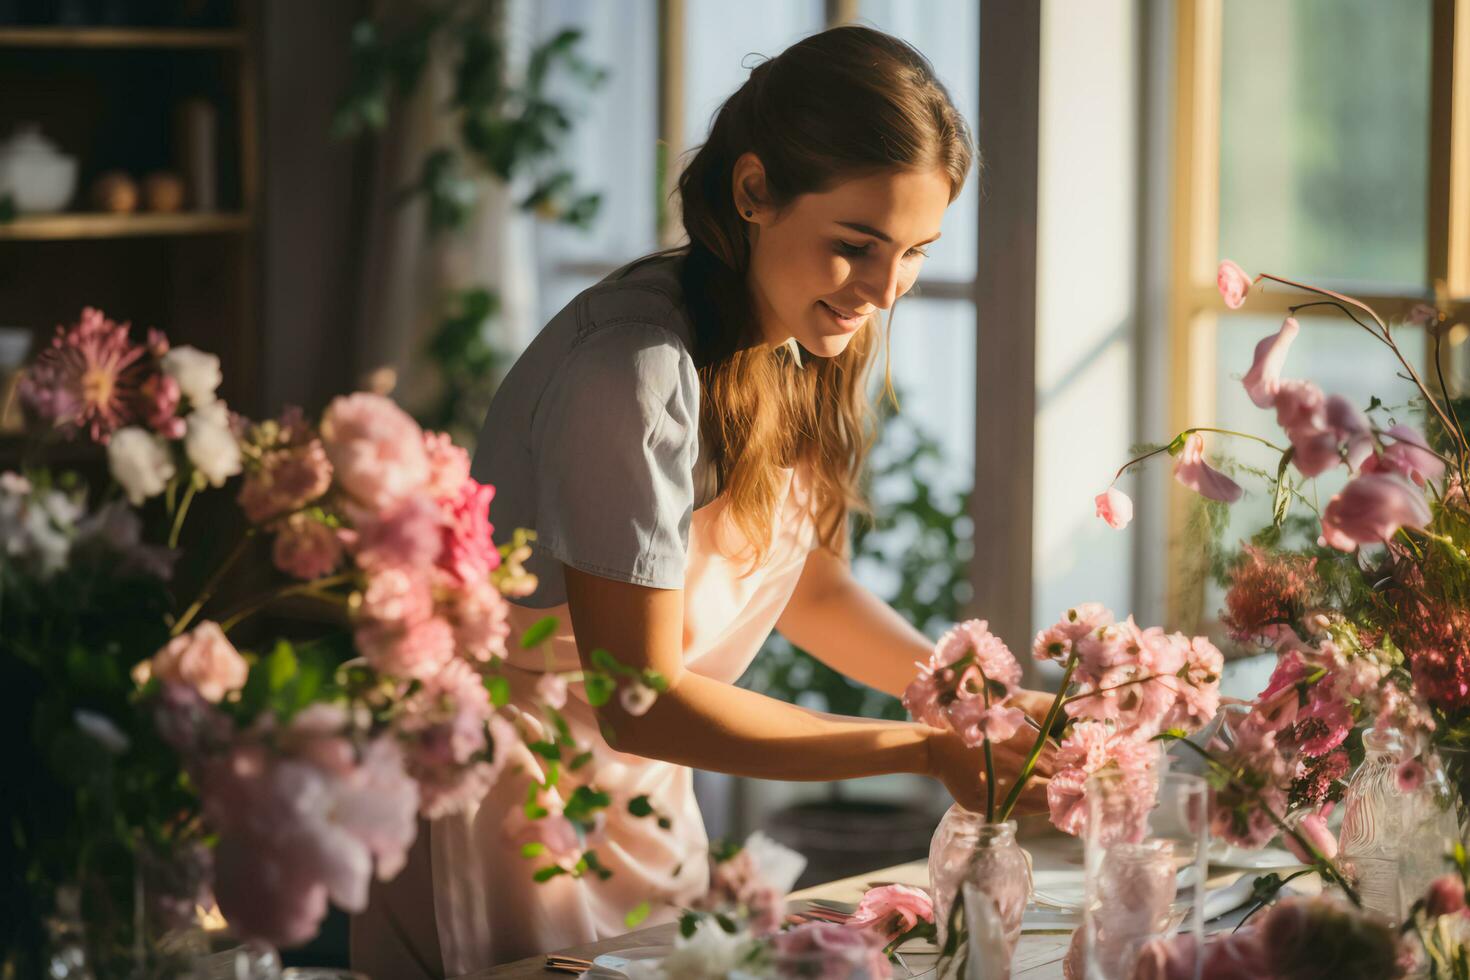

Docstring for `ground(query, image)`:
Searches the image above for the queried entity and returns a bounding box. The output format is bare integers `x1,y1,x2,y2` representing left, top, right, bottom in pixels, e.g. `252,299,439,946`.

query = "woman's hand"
923,717,1056,818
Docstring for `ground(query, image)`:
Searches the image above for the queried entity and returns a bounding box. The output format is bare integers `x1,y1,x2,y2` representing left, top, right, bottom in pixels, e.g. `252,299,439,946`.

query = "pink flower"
1397,758,1427,793
1364,424,1445,487
1241,315,1299,408
149,622,248,703
320,393,429,510
355,616,455,680
1034,604,1114,664
1216,260,1253,309
849,883,934,936
1047,725,1158,839
238,439,333,524
438,479,501,585
1284,805,1337,863
352,494,444,571
1425,874,1467,918
1318,472,1430,551
1167,636,1224,729
139,372,184,439
1173,433,1243,503
535,672,569,710
1095,485,1133,529
19,307,147,442
946,698,1026,747
422,432,471,499
271,513,344,580
1293,696,1351,756
1127,929,1269,980
934,620,1022,691
358,567,434,627
1274,383,1373,478
448,577,510,662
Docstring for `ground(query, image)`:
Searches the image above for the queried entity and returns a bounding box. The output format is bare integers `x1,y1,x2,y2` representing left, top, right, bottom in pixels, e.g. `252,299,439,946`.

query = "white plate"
1206,842,1301,870
586,945,675,978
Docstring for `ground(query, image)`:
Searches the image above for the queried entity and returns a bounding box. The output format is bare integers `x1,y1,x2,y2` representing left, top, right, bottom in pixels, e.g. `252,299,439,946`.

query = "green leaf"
1151,729,1188,742
679,911,699,938
563,785,612,823
1272,448,1296,528
569,750,594,771
527,740,562,761
625,901,651,929
627,795,653,818
543,761,560,788
591,648,631,676
519,616,559,650
485,674,510,707
643,670,669,693
266,641,298,693
0,193,14,223
584,673,615,707
520,842,546,859
533,865,566,883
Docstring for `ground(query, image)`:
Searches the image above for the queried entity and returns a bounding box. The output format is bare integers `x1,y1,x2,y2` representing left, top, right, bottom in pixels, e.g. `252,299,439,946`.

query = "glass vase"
927,807,1031,978
1338,726,1427,920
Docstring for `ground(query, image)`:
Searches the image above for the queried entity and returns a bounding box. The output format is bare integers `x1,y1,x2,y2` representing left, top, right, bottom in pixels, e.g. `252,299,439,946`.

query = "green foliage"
0,192,14,223
740,391,972,720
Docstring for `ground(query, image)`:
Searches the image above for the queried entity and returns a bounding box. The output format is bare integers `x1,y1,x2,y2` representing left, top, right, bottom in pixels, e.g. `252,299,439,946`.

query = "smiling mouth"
820,301,868,321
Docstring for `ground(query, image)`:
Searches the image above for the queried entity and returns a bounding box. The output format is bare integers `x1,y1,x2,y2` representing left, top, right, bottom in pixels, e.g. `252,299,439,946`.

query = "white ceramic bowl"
0,153,77,213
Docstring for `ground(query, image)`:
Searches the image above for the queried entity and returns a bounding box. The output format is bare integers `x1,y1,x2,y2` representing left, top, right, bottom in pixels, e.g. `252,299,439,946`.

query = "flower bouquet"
1,309,666,977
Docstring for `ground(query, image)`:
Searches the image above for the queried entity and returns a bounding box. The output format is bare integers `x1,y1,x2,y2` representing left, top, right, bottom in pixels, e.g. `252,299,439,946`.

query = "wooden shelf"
0,27,245,49
0,212,251,241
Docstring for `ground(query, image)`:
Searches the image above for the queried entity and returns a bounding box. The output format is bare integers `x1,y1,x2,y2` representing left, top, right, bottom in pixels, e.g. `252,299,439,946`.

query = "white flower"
619,682,657,717
74,709,130,754
108,427,176,505
632,920,759,980
161,345,222,407
185,401,242,487
743,831,807,895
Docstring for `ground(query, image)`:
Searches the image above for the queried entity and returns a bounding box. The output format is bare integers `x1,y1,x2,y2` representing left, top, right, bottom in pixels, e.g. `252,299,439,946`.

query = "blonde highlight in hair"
657,26,975,569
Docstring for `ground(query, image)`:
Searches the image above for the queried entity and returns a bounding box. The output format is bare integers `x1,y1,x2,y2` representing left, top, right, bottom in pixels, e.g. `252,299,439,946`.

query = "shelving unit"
0,1,262,449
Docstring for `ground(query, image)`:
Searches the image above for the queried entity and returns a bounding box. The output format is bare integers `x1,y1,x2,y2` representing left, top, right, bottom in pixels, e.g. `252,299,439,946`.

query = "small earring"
744,209,753,218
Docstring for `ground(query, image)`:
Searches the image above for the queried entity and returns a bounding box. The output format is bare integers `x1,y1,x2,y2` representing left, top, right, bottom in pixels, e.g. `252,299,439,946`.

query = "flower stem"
1111,426,1287,483
998,653,1078,822
217,572,356,634
168,481,197,549
171,528,257,637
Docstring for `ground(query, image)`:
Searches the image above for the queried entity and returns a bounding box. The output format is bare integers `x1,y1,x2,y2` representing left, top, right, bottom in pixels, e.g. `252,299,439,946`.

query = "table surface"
465,834,1306,979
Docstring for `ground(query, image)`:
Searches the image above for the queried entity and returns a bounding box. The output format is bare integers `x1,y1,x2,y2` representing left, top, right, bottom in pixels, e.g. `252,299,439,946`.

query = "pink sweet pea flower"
1364,424,1445,487
1172,433,1243,503
1284,804,1338,863
1095,485,1133,530
849,884,934,937
1317,472,1431,551
1216,260,1253,309
1241,315,1298,408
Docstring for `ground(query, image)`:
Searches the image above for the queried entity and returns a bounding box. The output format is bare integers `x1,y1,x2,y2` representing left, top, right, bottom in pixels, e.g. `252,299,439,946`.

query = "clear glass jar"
1338,726,1412,919
926,806,1031,976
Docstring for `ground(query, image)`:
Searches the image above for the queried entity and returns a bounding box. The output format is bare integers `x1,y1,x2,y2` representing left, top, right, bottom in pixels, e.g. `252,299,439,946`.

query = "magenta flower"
1293,696,1352,756
1172,432,1243,503
438,478,501,585
1241,316,1299,408
1094,485,1133,529
1425,874,1467,918
20,307,148,442
1317,472,1430,551
1216,260,1253,309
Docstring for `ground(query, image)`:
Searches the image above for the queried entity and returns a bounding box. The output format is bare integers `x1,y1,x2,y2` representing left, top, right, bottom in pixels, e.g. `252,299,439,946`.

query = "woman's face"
736,155,953,359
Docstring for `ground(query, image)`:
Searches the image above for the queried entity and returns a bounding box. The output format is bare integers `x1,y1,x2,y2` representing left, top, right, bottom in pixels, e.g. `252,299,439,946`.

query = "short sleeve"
530,322,699,591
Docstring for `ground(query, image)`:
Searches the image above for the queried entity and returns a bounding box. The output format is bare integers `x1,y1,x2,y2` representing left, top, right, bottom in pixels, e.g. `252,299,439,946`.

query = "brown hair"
669,25,975,568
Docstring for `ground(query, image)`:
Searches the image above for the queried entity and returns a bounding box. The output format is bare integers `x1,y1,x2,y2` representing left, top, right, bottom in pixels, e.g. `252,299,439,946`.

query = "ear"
731,152,769,221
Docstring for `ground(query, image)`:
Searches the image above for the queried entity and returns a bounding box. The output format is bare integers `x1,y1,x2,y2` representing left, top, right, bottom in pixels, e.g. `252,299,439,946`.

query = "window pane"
683,0,825,149
1219,0,1432,290
1206,314,1427,627
531,0,660,269
858,0,979,282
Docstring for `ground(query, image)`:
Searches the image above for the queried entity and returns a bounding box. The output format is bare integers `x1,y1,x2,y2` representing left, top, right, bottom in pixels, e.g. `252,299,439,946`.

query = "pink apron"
352,465,819,977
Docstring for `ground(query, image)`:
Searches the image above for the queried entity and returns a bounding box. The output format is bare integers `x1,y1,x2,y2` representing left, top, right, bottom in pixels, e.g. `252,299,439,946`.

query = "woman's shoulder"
571,251,694,355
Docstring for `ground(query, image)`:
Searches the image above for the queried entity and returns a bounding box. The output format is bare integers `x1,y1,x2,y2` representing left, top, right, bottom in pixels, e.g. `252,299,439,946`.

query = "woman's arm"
562,565,1048,814
773,547,1055,717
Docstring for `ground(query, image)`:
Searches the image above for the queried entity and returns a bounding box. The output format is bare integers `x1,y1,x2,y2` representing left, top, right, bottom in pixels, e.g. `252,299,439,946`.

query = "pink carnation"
933,620,1022,690
352,494,444,572
271,513,344,580
448,577,510,662
1293,696,1352,757
849,884,933,937
438,479,501,585
320,393,429,510
946,699,1026,747
1047,725,1158,840
150,621,249,703
359,567,434,627
422,432,472,499
356,616,455,680
239,439,333,524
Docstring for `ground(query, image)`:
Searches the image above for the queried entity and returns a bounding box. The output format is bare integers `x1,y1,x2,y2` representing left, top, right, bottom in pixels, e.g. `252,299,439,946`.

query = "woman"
353,24,1052,977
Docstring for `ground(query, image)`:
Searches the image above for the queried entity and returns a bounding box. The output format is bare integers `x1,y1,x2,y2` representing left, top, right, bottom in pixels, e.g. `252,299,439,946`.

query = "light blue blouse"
470,252,716,608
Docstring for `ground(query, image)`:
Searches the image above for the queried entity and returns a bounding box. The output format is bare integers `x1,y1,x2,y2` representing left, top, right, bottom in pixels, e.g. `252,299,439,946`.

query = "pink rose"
422,431,471,500
849,883,933,937
438,479,500,585
1095,485,1133,529
352,494,444,572
238,439,333,524
150,622,248,703
1425,874,1467,917
1216,260,1253,309
271,513,344,580
1173,432,1243,503
355,616,455,680
1241,315,1299,408
320,393,429,510
1318,472,1430,551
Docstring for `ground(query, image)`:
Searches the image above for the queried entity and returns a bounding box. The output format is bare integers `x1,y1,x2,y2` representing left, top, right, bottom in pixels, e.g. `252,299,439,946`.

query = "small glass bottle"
1337,726,1411,919
927,805,1032,977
